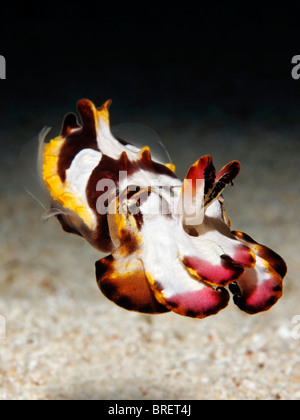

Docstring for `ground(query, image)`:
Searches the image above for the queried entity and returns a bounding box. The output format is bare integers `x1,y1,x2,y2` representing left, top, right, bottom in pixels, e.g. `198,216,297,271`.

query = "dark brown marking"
61,113,80,137
185,226,199,237
77,99,98,137
229,281,242,296
204,157,216,195
185,310,198,318
151,160,178,179
116,296,133,311
133,212,144,230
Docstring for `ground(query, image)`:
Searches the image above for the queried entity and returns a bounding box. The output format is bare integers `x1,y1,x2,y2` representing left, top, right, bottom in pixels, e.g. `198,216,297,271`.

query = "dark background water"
1,3,300,132
1,3,300,200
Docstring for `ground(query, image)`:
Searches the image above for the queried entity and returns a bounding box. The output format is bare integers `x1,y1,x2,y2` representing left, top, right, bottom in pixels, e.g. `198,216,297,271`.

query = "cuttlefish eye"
120,186,151,215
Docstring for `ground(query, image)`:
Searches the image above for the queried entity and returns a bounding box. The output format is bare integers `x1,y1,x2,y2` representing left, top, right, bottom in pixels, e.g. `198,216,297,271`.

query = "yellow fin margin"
97,100,112,128
42,137,95,229
165,163,176,172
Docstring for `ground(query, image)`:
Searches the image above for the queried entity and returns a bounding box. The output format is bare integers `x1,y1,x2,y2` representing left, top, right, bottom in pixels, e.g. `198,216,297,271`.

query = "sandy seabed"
0,113,300,400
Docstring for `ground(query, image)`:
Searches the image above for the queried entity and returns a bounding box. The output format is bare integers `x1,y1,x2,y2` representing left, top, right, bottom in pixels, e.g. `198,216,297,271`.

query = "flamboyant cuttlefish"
40,99,287,318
